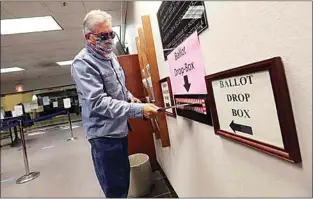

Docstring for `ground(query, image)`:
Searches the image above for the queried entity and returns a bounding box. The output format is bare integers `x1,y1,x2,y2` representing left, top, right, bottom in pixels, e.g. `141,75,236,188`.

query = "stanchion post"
67,110,77,141
16,117,40,184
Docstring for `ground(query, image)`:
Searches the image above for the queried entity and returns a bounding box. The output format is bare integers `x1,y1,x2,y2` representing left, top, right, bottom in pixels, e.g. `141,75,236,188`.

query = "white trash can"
128,153,152,197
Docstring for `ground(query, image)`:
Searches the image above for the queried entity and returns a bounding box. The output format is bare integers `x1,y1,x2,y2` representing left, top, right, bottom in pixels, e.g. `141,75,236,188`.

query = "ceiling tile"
1,66,71,83
1,8,15,19
1,29,83,47
0,1,128,84
1,50,81,67
84,1,125,12
43,1,86,14
2,40,84,56
1,2,49,18
52,13,85,30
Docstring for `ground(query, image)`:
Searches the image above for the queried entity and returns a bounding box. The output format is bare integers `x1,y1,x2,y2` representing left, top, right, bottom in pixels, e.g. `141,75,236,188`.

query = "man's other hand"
143,103,159,119
130,97,142,103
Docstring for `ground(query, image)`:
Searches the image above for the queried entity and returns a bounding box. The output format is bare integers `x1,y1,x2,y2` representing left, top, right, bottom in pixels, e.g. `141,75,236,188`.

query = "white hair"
83,10,112,33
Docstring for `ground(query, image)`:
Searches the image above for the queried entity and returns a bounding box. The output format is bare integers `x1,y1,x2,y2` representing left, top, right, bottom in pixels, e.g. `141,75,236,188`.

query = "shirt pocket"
103,74,119,93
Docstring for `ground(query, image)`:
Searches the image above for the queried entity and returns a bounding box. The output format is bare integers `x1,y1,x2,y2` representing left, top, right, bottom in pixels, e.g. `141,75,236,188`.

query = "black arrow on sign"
183,75,191,92
229,120,253,135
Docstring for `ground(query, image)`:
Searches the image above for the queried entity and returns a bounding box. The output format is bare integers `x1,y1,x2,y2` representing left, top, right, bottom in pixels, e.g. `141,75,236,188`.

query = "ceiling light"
56,60,73,66
0,67,25,73
1,16,62,35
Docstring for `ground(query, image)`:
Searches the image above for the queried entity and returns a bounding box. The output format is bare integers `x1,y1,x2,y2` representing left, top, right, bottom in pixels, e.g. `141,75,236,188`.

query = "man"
71,10,159,198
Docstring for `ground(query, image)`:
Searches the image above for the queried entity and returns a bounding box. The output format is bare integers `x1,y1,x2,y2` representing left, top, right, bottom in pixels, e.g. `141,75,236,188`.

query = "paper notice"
43,96,50,106
31,103,39,110
24,103,31,113
63,98,71,108
53,101,58,108
14,105,23,116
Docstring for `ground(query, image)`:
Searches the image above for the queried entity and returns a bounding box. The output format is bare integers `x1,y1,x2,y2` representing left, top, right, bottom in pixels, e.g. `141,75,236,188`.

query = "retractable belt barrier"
0,122,20,131
1,110,72,184
0,110,67,129
23,110,67,125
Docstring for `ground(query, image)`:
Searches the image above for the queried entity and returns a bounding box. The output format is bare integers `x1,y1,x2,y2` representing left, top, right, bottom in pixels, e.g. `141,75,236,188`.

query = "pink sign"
168,31,207,95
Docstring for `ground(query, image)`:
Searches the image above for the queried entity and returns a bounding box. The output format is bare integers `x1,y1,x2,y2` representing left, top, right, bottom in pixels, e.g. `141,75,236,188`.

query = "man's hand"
143,103,159,119
130,97,142,103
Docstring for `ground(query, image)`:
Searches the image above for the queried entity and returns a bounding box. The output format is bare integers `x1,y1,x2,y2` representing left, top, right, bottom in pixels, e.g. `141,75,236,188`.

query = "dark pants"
89,136,130,198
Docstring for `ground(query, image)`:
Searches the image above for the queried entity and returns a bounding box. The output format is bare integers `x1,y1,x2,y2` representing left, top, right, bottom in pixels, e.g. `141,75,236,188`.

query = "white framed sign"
212,71,283,148
206,57,301,163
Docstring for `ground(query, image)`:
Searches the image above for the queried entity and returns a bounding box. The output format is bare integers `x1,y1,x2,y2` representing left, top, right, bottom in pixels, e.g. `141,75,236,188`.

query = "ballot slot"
175,98,207,115
174,94,212,126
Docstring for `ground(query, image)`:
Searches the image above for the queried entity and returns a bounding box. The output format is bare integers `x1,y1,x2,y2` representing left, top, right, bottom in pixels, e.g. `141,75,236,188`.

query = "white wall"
125,1,312,197
1,73,73,94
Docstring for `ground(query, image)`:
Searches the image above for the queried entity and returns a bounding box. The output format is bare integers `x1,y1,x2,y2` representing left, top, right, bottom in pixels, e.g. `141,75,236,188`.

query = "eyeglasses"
88,31,116,41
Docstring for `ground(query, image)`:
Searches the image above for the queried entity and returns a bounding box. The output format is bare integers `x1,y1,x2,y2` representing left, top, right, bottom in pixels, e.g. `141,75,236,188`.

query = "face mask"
95,39,113,55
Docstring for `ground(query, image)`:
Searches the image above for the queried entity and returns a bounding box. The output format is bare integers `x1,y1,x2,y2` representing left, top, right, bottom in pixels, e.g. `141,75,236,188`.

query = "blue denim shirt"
71,44,144,140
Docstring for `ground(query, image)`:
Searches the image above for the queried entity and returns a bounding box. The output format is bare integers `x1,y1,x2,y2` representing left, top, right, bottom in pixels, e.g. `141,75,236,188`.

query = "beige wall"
126,1,312,197
1,92,33,111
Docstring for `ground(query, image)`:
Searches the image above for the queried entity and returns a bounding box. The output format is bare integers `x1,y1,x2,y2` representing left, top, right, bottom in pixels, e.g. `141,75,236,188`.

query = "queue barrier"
1,110,77,184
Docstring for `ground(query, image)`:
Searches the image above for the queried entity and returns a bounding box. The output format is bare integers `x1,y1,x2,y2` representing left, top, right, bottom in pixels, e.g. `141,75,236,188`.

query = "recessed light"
1,16,62,35
56,60,73,66
1,67,25,73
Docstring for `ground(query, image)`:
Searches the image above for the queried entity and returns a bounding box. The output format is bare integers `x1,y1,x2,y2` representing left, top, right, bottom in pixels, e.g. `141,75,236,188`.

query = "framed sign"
160,77,176,117
157,1,208,60
205,57,301,163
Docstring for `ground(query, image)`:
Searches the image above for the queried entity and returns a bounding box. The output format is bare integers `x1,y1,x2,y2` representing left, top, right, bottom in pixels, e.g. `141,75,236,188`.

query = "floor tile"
1,121,177,198
1,124,101,197
152,170,165,181
142,179,170,198
155,192,173,198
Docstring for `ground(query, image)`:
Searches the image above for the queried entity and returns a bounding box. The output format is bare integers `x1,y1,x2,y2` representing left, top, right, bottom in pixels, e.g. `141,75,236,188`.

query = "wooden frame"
205,57,301,163
159,77,176,118
141,15,170,147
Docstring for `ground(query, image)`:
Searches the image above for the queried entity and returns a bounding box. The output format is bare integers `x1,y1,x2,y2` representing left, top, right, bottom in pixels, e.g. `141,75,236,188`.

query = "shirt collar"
86,43,112,61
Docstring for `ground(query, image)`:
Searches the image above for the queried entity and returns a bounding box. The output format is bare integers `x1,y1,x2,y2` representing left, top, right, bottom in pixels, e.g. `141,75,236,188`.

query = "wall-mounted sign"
159,77,176,117
53,101,58,108
23,103,31,113
31,103,38,110
0,109,4,119
11,110,17,117
43,96,50,106
157,1,208,60
168,31,207,95
63,98,71,109
205,57,301,163
14,105,23,116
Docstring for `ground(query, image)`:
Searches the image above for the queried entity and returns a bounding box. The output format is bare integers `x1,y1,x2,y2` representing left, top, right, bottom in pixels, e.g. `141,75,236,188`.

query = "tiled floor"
1,123,177,198
145,170,177,198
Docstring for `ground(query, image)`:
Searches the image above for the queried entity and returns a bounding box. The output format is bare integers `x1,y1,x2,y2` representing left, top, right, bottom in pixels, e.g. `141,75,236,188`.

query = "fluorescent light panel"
1,16,62,35
56,60,73,66
1,67,25,73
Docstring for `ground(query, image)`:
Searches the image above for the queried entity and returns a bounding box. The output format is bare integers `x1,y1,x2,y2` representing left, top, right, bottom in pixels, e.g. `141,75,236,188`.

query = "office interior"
0,1,312,198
